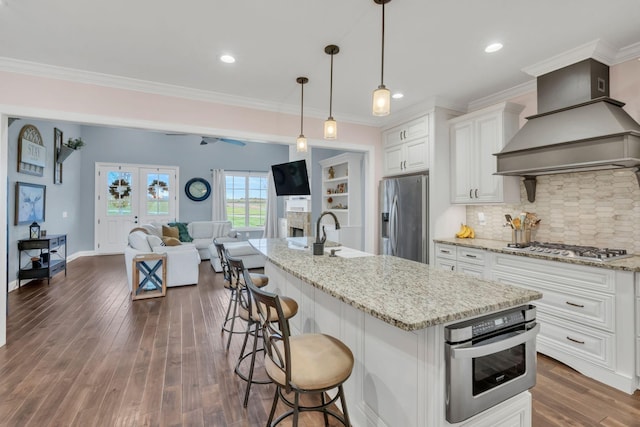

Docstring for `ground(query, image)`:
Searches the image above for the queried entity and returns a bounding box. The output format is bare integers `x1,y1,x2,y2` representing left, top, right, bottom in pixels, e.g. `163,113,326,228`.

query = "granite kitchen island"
250,237,542,426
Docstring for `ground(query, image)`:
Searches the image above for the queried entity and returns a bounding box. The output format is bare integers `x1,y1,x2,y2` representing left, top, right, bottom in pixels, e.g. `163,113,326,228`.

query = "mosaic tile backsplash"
465,169,640,254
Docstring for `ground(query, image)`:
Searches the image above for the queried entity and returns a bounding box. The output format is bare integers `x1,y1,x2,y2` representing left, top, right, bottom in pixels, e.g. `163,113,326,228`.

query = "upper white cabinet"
449,102,523,204
382,115,429,176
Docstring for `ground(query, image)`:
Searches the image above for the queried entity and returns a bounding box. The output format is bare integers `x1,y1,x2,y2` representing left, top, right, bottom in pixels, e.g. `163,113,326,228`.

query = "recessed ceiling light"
485,43,503,53
392,92,404,99
220,54,236,64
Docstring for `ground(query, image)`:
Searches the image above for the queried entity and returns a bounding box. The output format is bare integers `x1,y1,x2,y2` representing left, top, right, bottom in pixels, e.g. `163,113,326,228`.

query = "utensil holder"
511,229,531,245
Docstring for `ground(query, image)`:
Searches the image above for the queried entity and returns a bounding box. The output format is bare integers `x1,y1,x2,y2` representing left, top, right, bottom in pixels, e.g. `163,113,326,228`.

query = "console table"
17,234,67,287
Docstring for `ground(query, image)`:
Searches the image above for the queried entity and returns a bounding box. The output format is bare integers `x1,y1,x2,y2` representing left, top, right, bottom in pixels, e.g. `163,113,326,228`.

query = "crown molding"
615,41,640,63
0,57,379,127
467,79,536,112
520,39,638,77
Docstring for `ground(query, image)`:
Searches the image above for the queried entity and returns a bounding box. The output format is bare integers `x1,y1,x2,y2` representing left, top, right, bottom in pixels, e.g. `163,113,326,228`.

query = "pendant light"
324,45,339,140
296,76,309,152
372,0,391,116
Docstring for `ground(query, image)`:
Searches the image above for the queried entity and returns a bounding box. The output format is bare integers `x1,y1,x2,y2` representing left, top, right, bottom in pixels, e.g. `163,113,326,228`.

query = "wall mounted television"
271,159,311,196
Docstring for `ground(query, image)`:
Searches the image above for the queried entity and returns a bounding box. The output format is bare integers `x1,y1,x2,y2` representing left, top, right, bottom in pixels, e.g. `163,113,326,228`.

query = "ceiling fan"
199,136,246,147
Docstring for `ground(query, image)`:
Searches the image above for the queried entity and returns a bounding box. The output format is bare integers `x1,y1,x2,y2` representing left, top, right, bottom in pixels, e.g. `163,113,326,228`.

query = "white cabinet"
382,115,429,176
434,243,487,278
319,153,363,249
491,253,637,393
449,102,523,204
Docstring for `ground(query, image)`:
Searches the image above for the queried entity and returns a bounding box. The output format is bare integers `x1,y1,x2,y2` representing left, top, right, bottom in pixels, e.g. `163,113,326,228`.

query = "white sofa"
124,230,201,289
137,220,264,273
187,221,239,261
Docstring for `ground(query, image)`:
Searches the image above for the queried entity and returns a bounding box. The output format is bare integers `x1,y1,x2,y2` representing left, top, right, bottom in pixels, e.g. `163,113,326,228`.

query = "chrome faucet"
313,211,341,255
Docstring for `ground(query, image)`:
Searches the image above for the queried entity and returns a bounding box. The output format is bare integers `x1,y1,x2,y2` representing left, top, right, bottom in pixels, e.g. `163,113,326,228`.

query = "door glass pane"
107,171,133,215
146,173,170,215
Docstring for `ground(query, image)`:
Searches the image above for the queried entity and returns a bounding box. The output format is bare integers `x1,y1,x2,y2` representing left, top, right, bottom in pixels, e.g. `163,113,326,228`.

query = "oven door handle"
450,323,539,360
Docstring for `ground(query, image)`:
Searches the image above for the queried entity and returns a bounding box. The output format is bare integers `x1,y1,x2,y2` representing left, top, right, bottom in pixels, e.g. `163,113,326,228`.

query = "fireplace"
287,212,311,237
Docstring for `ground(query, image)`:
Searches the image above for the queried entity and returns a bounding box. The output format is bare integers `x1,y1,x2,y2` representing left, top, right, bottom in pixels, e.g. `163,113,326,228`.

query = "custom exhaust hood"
495,58,640,202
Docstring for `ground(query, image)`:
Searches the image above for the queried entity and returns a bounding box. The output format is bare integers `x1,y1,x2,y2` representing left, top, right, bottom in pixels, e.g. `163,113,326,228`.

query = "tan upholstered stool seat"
265,333,354,391
239,296,298,322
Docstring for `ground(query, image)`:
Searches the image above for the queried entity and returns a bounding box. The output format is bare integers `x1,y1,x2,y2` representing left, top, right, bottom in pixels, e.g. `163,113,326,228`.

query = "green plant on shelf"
66,137,85,150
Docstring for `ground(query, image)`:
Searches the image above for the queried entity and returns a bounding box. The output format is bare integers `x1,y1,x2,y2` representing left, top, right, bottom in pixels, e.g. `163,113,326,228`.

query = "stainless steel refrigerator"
379,173,428,263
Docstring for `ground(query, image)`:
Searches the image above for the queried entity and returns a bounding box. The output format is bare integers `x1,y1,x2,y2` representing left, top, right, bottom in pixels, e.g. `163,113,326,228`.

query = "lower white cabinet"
491,252,636,393
433,241,639,393
434,243,487,278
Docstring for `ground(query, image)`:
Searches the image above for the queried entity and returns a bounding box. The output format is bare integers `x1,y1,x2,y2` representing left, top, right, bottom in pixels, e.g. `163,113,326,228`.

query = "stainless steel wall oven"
445,305,539,423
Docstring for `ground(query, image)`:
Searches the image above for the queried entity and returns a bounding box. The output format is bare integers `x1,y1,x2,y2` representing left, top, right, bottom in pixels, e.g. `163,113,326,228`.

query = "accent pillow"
128,231,152,252
147,234,164,249
162,225,179,239
168,222,193,242
190,222,214,239
161,236,182,246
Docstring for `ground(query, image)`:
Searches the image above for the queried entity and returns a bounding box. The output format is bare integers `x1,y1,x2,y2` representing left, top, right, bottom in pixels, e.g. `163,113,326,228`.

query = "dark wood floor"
1,255,639,426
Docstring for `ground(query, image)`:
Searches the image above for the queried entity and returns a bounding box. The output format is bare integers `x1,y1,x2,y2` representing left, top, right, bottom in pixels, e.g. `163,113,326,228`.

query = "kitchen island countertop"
434,237,640,271
250,237,541,331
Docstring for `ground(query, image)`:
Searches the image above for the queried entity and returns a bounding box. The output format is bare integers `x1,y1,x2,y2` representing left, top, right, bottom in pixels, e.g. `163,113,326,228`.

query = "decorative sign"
54,128,63,184
18,124,45,176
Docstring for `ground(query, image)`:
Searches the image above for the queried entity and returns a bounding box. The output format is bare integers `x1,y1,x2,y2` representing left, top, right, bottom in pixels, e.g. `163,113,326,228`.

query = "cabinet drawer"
434,243,456,260
539,285,613,332
493,253,616,293
537,312,613,369
457,247,485,265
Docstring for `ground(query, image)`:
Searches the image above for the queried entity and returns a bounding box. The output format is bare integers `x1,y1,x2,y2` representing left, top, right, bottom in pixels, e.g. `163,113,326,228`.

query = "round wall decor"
185,177,211,201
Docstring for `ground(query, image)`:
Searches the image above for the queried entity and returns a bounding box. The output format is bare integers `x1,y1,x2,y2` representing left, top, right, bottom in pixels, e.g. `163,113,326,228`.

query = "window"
225,172,268,228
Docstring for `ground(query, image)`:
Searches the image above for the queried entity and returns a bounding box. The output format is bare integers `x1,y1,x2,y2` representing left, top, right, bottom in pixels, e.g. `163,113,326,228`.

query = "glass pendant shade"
372,85,391,116
324,117,337,140
296,135,308,152
295,76,309,153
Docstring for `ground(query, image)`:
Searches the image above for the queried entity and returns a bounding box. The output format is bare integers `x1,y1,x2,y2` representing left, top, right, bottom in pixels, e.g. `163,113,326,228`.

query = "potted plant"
57,137,85,163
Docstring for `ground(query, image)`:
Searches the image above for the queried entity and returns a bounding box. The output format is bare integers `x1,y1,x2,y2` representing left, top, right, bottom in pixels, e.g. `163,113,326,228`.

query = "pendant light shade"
373,0,391,116
296,77,309,153
324,44,339,140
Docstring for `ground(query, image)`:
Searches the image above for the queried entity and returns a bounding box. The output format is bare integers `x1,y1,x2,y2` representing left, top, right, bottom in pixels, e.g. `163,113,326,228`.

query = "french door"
95,163,179,254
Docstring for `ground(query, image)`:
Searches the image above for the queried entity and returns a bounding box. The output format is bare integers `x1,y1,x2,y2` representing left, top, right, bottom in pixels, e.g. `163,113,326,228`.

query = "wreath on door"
147,179,168,199
109,178,131,199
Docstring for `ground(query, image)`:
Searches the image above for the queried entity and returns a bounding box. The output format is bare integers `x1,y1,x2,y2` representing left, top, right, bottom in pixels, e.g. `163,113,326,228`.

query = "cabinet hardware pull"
440,249,451,254
450,266,455,271
403,160,407,169
474,188,478,198
400,161,403,170
469,189,473,198
403,130,407,140
565,301,585,308
566,336,585,345
465,254,477,258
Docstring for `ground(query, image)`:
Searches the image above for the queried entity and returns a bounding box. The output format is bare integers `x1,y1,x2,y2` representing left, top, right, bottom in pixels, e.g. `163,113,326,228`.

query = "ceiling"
1,0,639,126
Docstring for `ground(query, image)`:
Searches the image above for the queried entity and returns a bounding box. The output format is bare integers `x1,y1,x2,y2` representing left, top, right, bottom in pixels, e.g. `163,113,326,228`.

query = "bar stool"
214,239,269,351
244,270,354,427
227,255,298,408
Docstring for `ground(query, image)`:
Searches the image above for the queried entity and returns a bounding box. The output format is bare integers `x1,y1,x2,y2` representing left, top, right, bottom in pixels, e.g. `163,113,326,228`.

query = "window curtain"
211,169,227,221
263,171,278,238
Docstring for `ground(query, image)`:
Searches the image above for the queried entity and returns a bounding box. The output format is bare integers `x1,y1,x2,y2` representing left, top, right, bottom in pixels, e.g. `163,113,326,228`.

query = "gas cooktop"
505,241,631,262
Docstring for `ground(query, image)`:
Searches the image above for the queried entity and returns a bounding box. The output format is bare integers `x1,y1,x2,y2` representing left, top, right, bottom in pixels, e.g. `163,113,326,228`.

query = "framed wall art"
15,182,46,225
53,128,63,184
18,124,45,177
